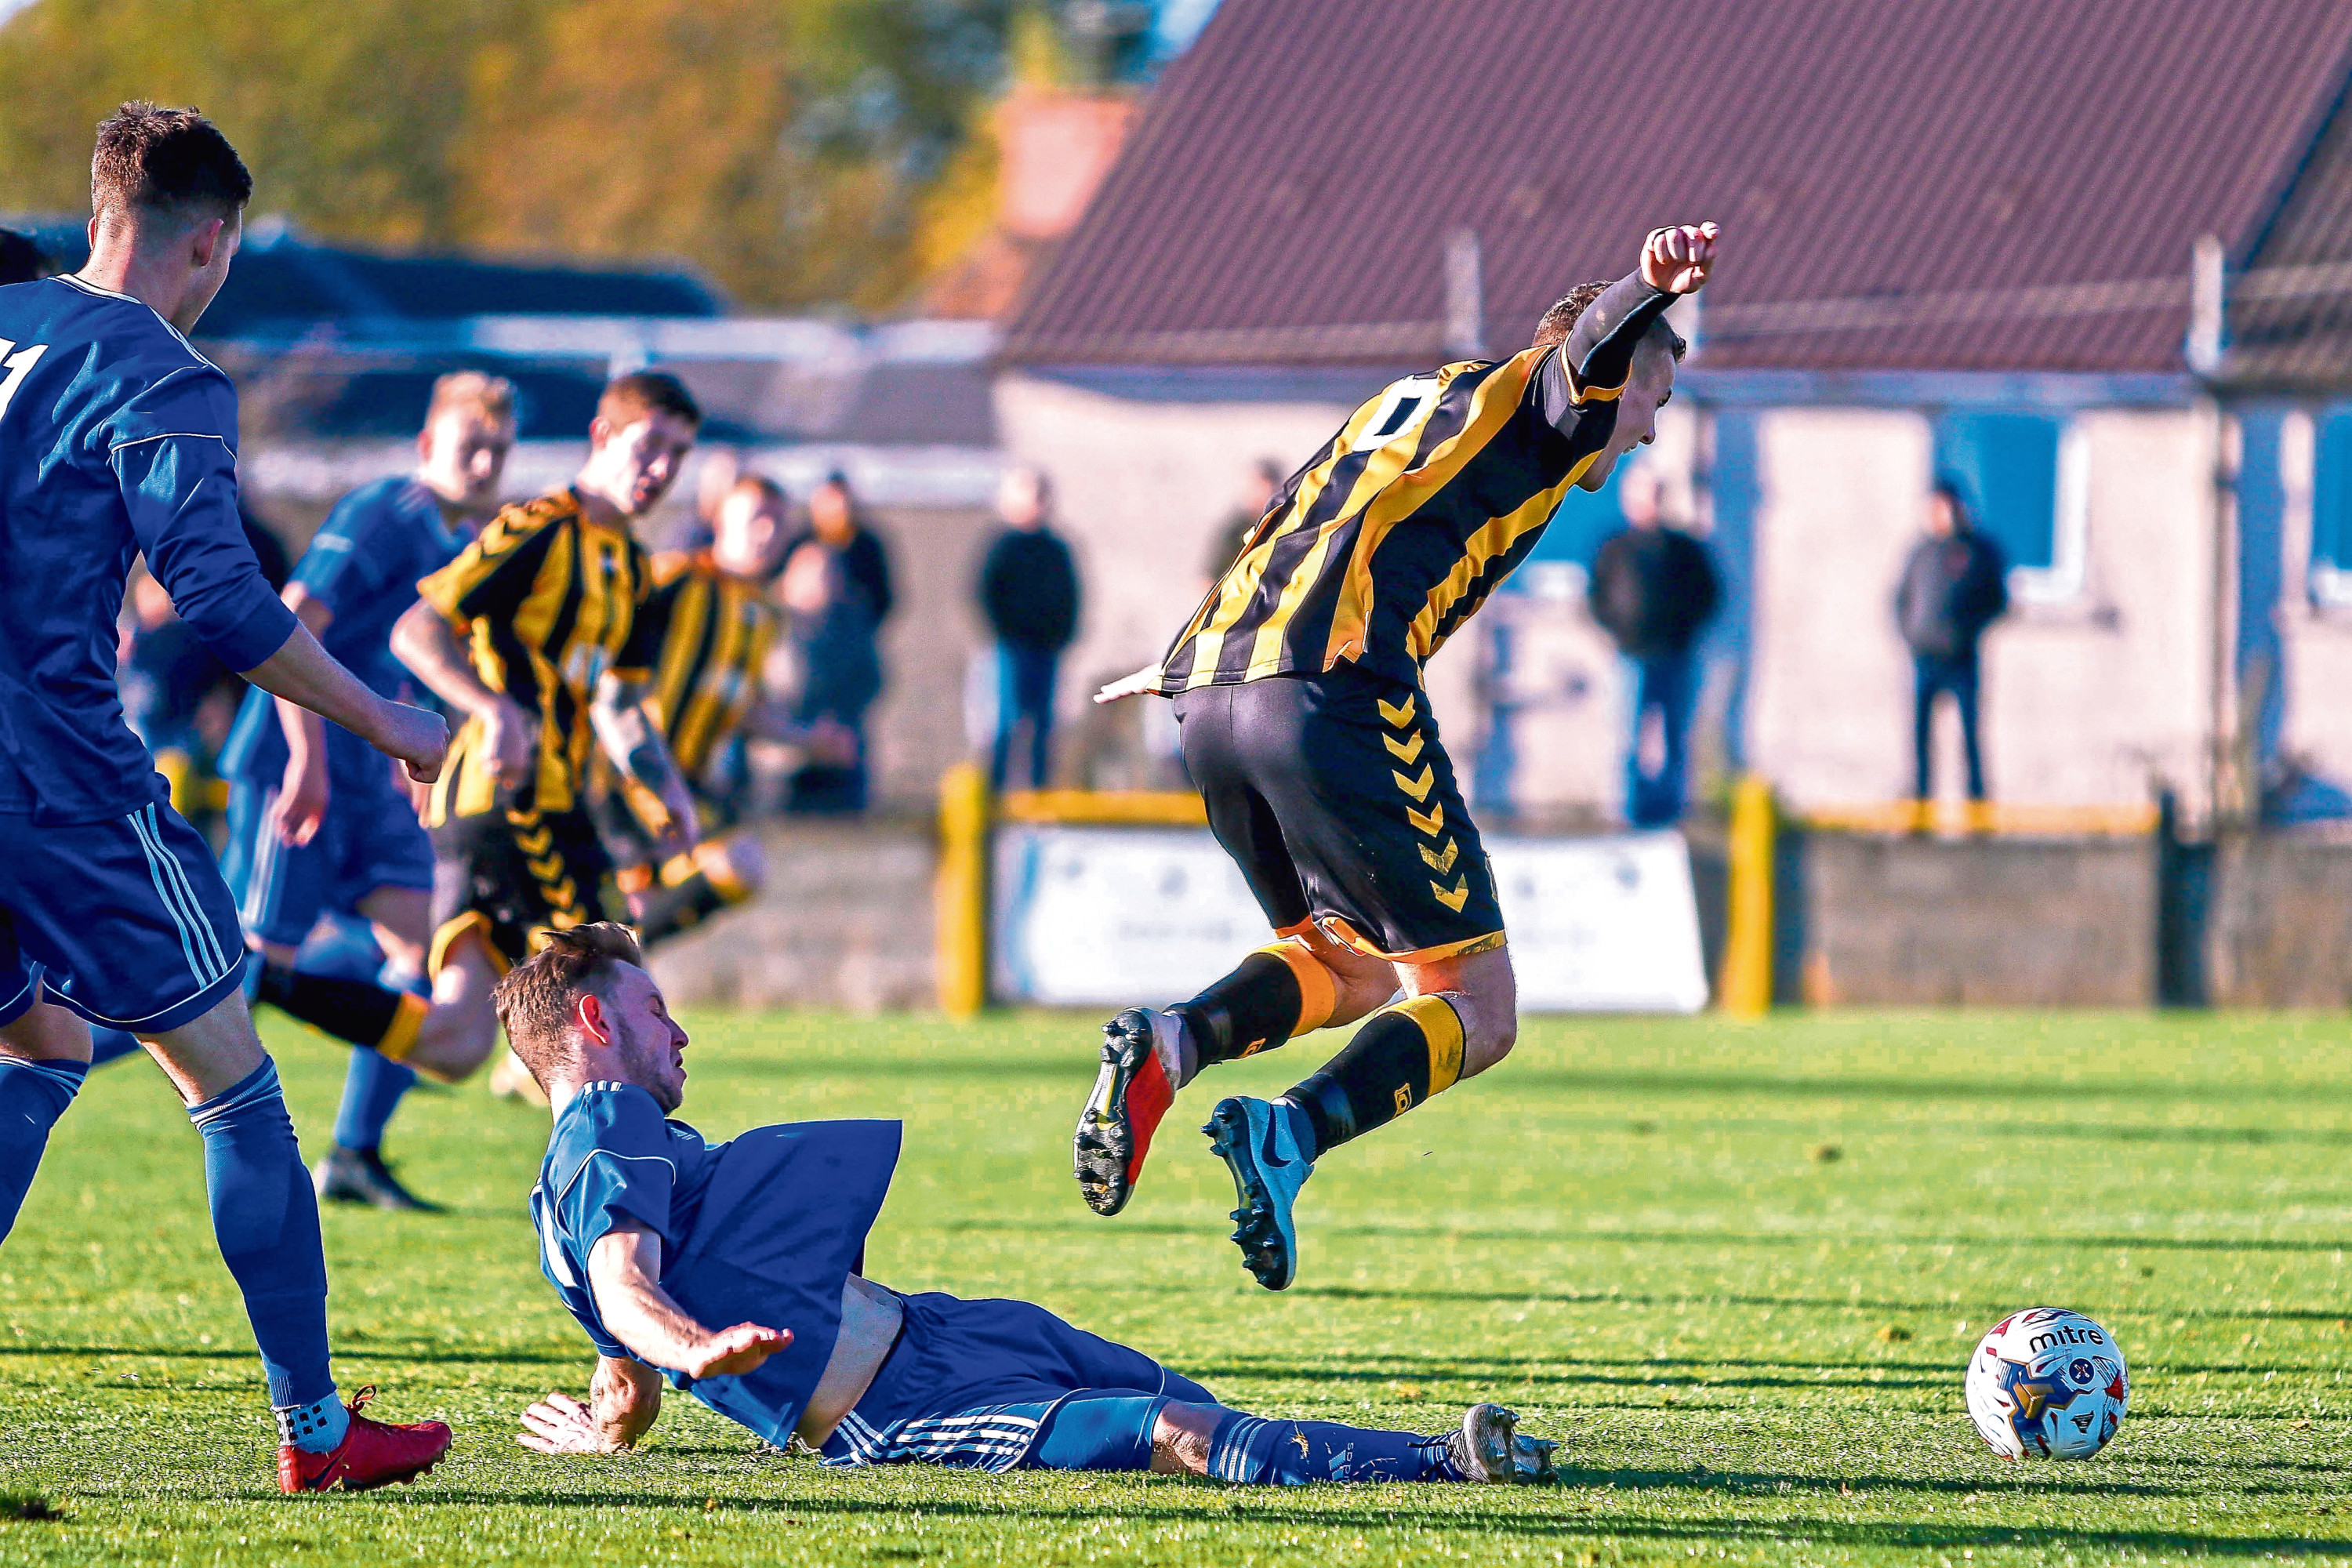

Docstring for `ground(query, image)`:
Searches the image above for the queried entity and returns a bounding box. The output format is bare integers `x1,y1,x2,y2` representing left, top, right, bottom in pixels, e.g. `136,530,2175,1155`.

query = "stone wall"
648,818,938,1011
1787,832,2159,1007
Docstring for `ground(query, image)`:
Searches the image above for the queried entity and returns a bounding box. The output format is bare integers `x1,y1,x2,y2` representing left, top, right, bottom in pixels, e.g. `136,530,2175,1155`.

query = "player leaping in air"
1081,222,1719,1290
0,103,453,1490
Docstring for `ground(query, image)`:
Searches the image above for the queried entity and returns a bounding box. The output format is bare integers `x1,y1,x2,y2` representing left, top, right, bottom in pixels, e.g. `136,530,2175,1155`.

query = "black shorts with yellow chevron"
1171,667,1504,964
427,805,615,976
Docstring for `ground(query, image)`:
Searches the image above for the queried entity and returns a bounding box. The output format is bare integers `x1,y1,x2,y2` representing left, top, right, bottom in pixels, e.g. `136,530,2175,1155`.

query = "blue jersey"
531,1083,901,1446
0,274,295,822
531,1081,723,1360
218,475,463,786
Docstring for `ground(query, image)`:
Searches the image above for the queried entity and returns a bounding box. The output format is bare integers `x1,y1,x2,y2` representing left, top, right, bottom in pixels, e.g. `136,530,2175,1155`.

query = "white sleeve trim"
108,432,234,453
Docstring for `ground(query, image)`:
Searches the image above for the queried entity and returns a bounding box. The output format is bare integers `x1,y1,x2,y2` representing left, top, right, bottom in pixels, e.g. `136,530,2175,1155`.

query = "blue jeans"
990,644,1060,791
1624,651,1699,829
1912,652,1985,800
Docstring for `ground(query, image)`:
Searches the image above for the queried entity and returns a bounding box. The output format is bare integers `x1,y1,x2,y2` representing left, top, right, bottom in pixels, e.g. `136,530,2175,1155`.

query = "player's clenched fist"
374,699,451,785
1640,223,1719,295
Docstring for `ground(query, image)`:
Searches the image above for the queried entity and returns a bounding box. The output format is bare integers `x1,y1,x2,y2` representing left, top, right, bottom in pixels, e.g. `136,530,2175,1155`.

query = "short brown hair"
90,102,252,227
727,472,787,509
1531,281,1688,360
424,370,517,429
492,923,645,1089
597,371,702,432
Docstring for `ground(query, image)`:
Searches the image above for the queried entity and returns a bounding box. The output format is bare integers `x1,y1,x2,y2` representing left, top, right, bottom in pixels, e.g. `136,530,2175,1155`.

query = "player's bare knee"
721,833,766,897
1150,1402,1225,1475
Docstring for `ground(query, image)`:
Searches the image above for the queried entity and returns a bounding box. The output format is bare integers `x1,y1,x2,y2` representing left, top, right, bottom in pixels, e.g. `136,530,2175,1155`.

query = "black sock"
256,962,411,1053
1170,942,1337,1070
634,869,735,943
1283,995,1465,1159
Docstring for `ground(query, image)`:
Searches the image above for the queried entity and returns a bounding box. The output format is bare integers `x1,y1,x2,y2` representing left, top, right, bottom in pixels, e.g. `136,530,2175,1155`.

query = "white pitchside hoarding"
991,827,1710,1012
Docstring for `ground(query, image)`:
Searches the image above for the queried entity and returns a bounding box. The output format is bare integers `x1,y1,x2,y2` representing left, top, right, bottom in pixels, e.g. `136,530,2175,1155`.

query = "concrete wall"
648,818,937,1010
1788,833,2158,1007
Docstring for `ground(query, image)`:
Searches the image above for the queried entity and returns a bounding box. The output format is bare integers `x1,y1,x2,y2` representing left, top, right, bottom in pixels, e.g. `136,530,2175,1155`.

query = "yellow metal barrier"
935,762,992,1018
1799,800,2158,837
1719,774,1776,1019
997,789,1207,826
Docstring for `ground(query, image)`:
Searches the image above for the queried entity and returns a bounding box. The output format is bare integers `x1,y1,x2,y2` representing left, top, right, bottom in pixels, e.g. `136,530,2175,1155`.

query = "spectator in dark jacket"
1588,470,1720,828
1205,458,1287,581
1894,478,2009,807
777,472,894,813
978,466,1082,789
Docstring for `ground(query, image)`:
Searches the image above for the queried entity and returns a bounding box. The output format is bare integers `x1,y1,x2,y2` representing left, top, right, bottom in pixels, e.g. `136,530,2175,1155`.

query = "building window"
2309,406,2352,608
1933,410,2088,604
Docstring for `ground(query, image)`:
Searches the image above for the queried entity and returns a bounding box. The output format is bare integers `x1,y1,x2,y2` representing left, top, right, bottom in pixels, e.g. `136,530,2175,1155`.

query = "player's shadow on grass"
938,1214,2352,1257
1289,1283,2352,1324
1501,1066,2352,1110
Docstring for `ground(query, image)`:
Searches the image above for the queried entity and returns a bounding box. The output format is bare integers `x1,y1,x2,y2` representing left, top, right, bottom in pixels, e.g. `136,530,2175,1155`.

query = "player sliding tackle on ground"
1084,222,1719,1290
0,103,452,1490
500,924,1555,1485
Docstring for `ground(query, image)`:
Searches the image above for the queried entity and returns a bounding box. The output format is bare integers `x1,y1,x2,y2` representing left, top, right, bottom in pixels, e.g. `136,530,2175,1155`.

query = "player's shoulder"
475,488,585,551
24,276,223,379
316,475,425,543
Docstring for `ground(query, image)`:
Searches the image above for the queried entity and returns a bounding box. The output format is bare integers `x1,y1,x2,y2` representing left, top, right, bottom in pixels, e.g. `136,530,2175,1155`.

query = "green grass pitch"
0,1008,2347,1564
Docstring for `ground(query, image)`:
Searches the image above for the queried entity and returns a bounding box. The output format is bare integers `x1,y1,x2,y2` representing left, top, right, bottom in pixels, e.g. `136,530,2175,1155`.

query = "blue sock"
0,1058,87,1243
1204,1410,1459,1484
187,1058,343,1444
89,1028,143,1068
331,1047,416,1153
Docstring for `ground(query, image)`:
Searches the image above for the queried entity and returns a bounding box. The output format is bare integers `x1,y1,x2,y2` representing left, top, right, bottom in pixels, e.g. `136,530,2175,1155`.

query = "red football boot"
1073,1008,1181,1216
278,1386,452,1494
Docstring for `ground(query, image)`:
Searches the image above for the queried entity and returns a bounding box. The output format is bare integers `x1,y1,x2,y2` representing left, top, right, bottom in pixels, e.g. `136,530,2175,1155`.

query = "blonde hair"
424,370,517,428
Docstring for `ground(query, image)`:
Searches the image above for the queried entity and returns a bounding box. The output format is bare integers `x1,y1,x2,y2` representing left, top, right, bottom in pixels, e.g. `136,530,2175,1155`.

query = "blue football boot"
1203,1094,1315,1290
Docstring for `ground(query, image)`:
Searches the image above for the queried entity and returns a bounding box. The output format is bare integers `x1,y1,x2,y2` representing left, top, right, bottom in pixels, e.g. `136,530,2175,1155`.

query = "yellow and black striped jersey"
415,488,664,822
1158,271,1676,692
641,551,779,778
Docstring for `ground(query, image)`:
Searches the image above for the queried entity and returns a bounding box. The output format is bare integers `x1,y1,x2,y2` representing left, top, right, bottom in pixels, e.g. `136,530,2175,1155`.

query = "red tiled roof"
1004,0,2352,373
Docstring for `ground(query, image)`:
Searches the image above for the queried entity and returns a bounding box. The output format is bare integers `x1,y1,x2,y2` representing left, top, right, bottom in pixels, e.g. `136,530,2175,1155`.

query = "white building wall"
1745,406,2216,811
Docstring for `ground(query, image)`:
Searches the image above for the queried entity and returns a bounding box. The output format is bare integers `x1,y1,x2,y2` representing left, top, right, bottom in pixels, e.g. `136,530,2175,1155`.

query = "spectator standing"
1588,470,1719,828
1894,478,2008,811
978,466,1081,789
775,471,893,812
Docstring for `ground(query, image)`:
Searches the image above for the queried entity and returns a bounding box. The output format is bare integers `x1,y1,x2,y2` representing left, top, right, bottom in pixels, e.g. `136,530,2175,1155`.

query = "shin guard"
1170,941,1337,1071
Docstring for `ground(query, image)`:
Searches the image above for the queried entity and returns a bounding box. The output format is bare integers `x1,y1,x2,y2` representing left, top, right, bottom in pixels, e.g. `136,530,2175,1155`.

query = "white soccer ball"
1965,1307,2129,1460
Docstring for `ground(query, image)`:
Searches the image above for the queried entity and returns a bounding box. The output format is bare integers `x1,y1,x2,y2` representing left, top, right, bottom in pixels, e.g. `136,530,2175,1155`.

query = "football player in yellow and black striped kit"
590,472,855,946
1077,223,1720,1290
379,371,706,1085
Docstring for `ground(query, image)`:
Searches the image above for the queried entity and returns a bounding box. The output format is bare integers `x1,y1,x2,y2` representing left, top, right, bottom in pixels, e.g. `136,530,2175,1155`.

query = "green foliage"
0,0,1013,307
0,1007,2346,1563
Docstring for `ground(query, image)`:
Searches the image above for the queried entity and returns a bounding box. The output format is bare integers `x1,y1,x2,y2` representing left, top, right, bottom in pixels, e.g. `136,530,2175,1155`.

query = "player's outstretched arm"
1554,223,1720,412
241,624,448,786
591,673,699,852
584,1222,792,1382
1094,662,1163,705
517,1356,666,1456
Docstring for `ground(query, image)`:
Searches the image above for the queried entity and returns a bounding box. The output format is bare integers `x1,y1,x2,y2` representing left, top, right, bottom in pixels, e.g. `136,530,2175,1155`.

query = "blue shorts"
819,1290,1215,1473
222,764,434,949
0,800,247,1032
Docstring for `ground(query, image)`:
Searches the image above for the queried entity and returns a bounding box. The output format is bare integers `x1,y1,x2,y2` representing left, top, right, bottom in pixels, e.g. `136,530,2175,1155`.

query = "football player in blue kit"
499,924,1556,1486
0,103,453,1491
213,372,517,1210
